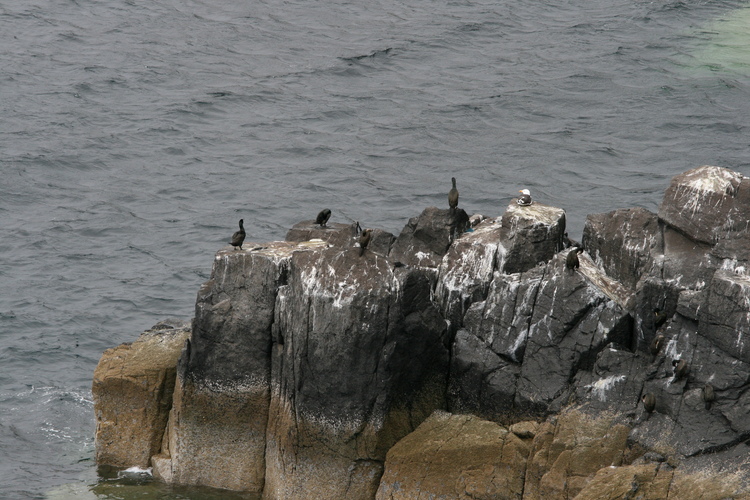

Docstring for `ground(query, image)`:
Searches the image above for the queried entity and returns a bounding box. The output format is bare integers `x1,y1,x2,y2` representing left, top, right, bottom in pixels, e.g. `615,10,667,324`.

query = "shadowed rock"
582,207,662,290
263,245,449,498
389,206,469,268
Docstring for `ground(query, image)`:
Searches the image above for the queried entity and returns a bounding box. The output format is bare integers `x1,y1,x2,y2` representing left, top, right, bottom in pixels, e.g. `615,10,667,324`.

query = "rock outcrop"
93,319,190,470
94,165,750,498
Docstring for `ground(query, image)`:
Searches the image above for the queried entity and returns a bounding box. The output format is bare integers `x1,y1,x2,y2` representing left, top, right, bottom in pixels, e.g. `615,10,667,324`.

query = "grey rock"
658,165,743,245
286,220,359,247
450,251,632,420
498,202,566,274
698,270,750,364
434,217,502,336
265,244,449,498
582,207,662,290
389,206,469,268
447,329,519,422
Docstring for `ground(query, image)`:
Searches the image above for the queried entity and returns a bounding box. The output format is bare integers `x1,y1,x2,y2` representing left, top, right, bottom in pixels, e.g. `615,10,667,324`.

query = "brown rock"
375,411,532,500
525,410,630,499
93,320,190,469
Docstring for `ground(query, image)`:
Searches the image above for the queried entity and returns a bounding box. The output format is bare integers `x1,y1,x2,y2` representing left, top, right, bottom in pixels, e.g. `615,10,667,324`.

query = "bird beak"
519,190,523,193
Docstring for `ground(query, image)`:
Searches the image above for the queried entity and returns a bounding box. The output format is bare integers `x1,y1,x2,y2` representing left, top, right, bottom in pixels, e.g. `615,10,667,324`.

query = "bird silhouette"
448,177,459,212
316,209,331,227
230,219,246,250
565,247,583,271
702,383,715,410
358,229,372,257
642,392,656,420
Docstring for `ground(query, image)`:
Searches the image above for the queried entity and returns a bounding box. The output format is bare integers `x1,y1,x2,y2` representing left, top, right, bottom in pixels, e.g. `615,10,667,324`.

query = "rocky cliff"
93,165,750,499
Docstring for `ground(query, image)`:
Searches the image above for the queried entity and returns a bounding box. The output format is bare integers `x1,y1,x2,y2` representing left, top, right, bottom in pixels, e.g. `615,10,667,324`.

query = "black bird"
565,247,583,271
672,359,688,382
642,393,656,417
316,208,332,227
649,334,665,361
653,308,667,331
448,177,459,212
517,189,532,206
358,228,372,257
702,383,716,410
230,219,246,250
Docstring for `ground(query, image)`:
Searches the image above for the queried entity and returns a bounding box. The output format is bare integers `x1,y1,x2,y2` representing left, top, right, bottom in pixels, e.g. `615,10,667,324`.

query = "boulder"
711,177,750,261
523,410,630,499
658,165,743,245
375,411,532,500
93,319,190,469
498,202,565,274
627,311,750,459
582,207,662,290
92,166,750,498
389,206,469,268
448,329,520,423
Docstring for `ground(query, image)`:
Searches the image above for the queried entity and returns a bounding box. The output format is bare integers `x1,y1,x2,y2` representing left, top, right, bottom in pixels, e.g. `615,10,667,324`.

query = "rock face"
263,245,449,498
93,166,750,498
375,411,534,500
93,319,190,470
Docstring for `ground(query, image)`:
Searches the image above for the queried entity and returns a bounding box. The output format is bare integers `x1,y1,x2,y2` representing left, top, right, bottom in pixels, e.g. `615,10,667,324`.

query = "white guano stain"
586,375,626,401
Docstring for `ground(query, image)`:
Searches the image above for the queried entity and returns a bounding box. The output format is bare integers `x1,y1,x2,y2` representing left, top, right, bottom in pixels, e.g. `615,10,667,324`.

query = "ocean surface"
1,0,749,497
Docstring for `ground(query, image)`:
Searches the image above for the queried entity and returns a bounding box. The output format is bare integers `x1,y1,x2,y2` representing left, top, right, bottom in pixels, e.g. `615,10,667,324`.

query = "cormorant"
702,383,715,410
642,392,656,414
316,209,332,227
230,219,246,250
565,247,583,271
653,307,667,331
672,359,688,382
649,334,665,359
448,177,459,212
358,229,372,257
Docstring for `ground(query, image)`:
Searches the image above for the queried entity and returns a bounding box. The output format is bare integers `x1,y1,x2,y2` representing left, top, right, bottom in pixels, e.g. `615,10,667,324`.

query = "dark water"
1,0,749,497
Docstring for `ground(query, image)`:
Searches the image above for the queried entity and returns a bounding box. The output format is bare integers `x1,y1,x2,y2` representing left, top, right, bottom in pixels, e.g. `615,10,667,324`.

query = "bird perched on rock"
672,359,688,382
702,383,716,410
316,208,331,227
649,334,665,361
517,189,532,206
565,247,583,272
358,228,372,257
642,392,656,415
448,177,459,212
653,307,667,331
230,219,246,250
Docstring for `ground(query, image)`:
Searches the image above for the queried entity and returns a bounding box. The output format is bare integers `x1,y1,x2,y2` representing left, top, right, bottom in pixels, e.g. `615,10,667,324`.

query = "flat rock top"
505,201,566,226
216,239,330,262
